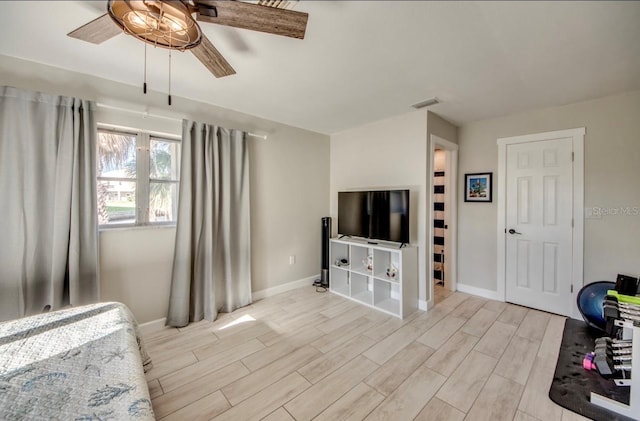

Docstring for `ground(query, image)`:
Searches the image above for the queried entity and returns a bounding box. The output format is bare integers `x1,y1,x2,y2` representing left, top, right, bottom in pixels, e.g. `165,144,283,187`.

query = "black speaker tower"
320,217,331,288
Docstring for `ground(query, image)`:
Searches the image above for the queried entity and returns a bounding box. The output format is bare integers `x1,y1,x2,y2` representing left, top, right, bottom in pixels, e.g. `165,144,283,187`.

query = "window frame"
97,125,181,229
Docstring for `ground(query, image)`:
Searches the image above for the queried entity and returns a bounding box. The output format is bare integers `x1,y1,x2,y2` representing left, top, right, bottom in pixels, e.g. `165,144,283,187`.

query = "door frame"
496,127,585,319
428,135,459,308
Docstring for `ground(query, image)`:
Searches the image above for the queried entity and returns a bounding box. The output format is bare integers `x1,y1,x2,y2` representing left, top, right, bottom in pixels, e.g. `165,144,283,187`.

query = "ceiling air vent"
411,97,440,109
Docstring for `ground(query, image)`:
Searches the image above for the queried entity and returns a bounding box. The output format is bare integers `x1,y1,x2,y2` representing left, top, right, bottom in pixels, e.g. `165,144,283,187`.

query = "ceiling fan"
67,0,309,78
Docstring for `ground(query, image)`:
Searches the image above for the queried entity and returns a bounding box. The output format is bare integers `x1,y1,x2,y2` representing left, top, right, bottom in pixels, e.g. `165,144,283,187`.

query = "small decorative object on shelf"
386,264,398,279
334,258,349,267
363,253,373,273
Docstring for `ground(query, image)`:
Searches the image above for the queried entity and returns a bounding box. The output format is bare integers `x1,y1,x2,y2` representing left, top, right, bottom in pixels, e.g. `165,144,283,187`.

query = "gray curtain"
166,120,252,327
0,86,99,321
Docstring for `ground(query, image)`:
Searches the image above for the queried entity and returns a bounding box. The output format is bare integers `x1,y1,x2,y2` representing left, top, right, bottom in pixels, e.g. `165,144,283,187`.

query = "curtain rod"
96,102,268,140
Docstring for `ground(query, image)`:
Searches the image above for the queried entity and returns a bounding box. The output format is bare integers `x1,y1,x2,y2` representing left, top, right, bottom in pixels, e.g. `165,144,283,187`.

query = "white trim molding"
496,128,585,147
456,283,499,301
252,274,318,301
419,299,428,311
496,127,585,318
138,317,167,336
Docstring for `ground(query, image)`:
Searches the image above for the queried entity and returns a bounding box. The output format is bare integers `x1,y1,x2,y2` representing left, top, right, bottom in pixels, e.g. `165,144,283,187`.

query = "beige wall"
458,90,640,294
428,111,458,145
99,228,175,323
249,124,330,292
0,54,330,323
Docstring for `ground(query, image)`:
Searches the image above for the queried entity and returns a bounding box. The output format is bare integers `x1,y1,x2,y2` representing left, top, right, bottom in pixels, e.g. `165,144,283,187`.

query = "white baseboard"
252,274,318,301
456,283,500,301
139,317,167,336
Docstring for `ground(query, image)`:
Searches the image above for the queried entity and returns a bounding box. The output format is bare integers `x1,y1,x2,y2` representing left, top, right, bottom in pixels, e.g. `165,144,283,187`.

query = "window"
97,128,180,227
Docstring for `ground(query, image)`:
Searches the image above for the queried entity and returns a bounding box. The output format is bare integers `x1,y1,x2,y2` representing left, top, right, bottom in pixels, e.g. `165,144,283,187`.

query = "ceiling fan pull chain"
143,42,147,94
168,50,172,106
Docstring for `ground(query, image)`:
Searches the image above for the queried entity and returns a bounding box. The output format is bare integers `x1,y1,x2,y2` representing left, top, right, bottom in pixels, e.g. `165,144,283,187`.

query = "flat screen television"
338,190,410,244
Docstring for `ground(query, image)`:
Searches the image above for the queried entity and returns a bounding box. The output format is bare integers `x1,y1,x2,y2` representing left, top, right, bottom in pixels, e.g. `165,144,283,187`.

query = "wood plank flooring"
143,286,587,421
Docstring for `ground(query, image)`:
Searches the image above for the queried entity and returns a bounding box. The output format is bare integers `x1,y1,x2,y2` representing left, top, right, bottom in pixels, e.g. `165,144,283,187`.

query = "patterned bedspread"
0,302,154,420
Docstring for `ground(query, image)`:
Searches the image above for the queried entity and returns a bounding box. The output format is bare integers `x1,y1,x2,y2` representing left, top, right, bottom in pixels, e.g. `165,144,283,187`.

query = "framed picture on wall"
464,172,492,202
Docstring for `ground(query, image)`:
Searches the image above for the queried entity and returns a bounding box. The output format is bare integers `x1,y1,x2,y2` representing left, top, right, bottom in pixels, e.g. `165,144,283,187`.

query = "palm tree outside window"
97,128,180,227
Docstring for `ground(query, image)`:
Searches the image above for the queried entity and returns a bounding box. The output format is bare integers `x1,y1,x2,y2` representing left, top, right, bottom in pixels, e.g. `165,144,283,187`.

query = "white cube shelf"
330,266,349,296
329,237,418,319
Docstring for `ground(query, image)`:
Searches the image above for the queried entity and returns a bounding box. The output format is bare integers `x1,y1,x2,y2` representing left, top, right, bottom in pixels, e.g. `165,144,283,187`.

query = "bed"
0,302,155,420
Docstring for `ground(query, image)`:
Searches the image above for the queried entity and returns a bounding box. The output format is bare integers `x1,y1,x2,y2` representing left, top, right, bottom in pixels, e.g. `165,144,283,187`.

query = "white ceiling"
0,1,639,134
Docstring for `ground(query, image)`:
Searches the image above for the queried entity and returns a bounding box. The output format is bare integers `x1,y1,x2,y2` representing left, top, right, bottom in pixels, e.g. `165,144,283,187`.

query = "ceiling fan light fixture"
108,0,202,50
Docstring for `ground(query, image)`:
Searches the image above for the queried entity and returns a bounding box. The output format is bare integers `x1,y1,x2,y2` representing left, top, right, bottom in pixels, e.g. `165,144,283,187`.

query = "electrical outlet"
289,255,296,265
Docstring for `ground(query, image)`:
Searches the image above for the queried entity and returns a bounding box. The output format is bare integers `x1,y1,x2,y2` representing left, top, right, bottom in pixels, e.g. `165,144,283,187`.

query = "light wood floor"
143,286,588,421
433,284,453,304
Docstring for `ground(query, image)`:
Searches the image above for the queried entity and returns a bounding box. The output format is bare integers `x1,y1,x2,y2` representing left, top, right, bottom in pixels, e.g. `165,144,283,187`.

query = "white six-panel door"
505,137,574,316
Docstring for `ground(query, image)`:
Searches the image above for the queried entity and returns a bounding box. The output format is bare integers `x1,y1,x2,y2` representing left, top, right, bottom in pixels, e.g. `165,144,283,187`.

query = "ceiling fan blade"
67,13,121,44
191,34,236,78
195,0,308,39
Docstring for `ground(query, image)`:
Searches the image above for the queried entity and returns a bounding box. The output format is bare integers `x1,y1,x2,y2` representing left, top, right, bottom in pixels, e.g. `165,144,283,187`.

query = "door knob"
508,228,522,235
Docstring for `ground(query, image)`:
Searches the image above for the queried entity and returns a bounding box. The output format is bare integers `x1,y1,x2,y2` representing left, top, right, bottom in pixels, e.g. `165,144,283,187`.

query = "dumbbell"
612,354,632,363
602,348,633,362
593,343,632,360
605,308,640,324
583,352,596,371
595,337,632,345
602,297,623,336
593,352,616,376
614,364,633,370
592,337,633,377
604,295,640,313
594,337,633,351
601,303,640,331
593,352,632,377
618,302,640,311
618,304,640,314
